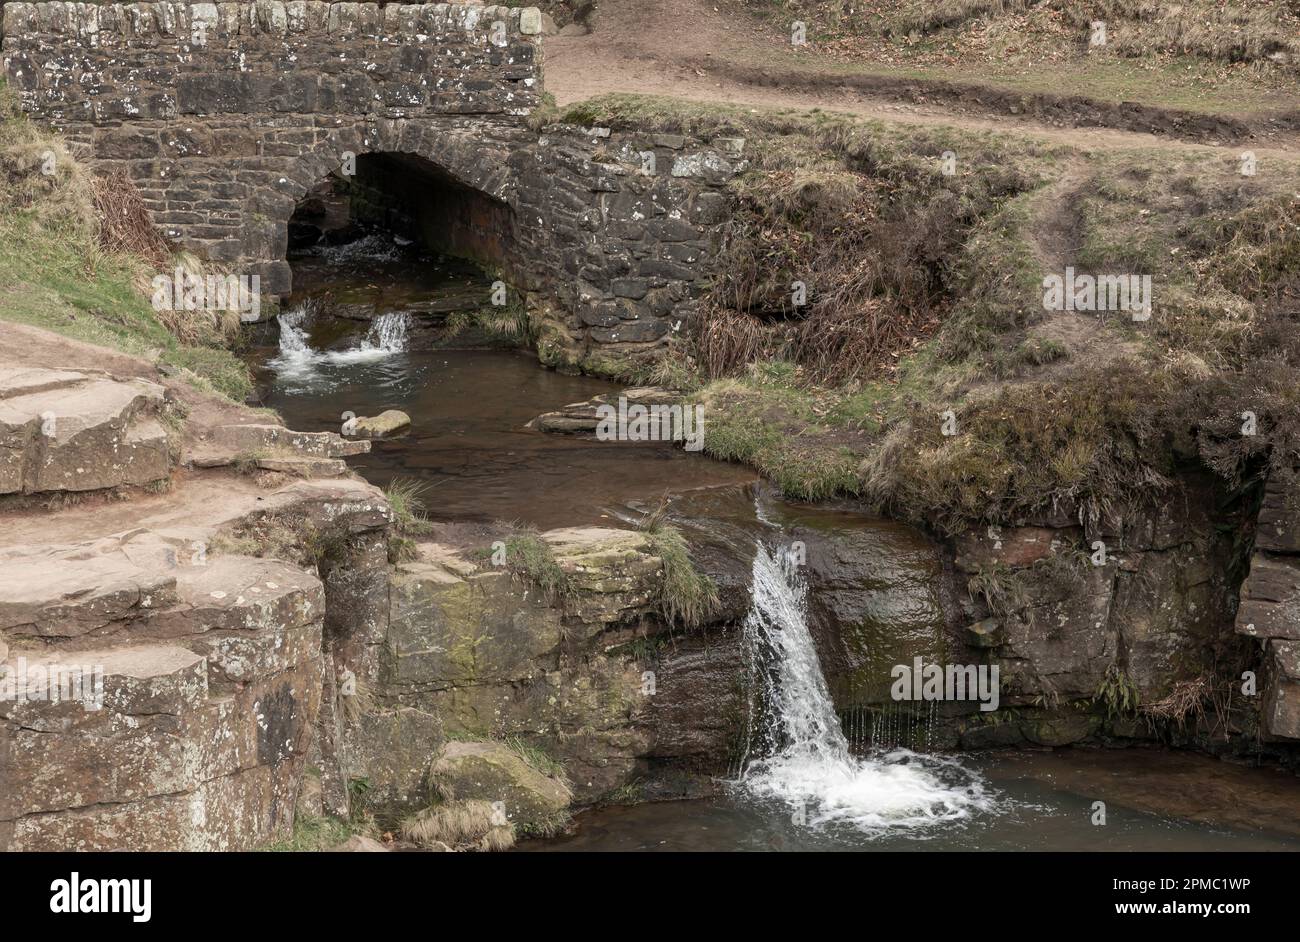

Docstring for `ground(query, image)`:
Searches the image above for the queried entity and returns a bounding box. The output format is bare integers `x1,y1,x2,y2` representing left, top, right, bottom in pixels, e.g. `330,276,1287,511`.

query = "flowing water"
735,544,996,836
257,237,1300,852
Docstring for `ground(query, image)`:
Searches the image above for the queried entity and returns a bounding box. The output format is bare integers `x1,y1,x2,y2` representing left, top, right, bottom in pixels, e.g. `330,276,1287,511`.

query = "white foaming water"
270,306,410,379
738,543,997,835
301,232,401,264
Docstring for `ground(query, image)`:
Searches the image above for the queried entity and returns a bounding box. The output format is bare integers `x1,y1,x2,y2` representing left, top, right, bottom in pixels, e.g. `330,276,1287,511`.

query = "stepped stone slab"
145,555,324,637
0,371,169,494
1236,556,1300,641
255,455,349,477
192,424,369,468
0,539,179,639
0,366,86,400
1264,640,1300,740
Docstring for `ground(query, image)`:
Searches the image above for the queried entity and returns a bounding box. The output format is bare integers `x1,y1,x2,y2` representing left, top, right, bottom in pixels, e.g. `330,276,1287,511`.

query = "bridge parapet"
2,1,544,123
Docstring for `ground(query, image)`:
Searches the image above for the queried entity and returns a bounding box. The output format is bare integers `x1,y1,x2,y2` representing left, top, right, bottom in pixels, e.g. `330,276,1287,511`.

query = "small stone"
517,7,543,35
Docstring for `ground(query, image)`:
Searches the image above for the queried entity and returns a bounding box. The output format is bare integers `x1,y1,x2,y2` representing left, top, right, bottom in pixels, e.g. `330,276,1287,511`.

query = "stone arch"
245,118,531,299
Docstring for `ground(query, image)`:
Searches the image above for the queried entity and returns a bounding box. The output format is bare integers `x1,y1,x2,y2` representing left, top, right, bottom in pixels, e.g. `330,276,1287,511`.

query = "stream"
250,234,1300,853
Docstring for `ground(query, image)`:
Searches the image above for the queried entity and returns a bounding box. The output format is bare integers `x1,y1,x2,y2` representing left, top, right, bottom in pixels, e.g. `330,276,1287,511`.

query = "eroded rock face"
356,529,667,804
0,538,324,850
0,464,392,849
943,474,1250,747
333,524,758,808
1237,476,1300,740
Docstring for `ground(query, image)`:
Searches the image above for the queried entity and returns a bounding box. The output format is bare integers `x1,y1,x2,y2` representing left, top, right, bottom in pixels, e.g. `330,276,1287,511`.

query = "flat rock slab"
529,386,683,433
0,537,179,639
193,424,369,468
0,528,323,642
0,370,170,494
145,555,325,636
1236,555,1300,641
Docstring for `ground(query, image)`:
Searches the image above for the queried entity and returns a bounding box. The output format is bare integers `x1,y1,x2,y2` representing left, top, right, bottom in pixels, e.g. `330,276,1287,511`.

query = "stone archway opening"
281,151,524,350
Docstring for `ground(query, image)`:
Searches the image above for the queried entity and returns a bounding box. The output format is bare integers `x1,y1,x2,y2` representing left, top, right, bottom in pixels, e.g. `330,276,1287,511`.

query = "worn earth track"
544,0,1300,157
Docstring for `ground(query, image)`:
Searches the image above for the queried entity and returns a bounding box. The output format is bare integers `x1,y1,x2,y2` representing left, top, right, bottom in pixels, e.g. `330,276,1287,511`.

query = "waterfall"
737,543,997,836
270,307,410,378
358,311,411,355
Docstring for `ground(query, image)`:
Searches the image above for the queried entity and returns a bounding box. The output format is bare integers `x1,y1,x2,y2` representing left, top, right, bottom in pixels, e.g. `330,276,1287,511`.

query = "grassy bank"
0,88,252,400
560,94,1300,531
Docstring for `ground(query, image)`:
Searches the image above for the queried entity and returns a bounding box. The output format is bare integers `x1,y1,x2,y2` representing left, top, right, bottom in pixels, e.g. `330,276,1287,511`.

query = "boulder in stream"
347,409,411,438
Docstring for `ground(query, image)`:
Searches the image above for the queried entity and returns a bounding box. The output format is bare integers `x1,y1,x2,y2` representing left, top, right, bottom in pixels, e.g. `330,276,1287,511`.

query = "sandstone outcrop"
1236,476,1300,740
0,367,172,495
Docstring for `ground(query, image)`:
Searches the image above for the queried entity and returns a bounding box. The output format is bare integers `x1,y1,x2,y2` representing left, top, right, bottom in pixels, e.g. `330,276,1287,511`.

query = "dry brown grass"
92,168,170,268
0,118,97,241
696,305,780,379
1140,674,1210,728
401,800,515,852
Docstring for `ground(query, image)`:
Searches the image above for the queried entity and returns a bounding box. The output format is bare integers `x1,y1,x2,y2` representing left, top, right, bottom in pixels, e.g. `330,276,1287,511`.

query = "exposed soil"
546,0,1300,153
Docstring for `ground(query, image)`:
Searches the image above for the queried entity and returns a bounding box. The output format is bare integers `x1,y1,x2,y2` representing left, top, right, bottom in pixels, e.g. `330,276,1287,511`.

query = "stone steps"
0,534,328,850
0,367,172,495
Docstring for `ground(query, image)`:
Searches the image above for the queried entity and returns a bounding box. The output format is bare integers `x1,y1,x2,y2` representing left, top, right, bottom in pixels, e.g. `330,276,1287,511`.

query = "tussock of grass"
401,800,515,852
384,478,435,563
504,532,572,601
261,814,367,852
442,302,534,348
504,736,570,783
1095,664,1141,720
639,507,721,628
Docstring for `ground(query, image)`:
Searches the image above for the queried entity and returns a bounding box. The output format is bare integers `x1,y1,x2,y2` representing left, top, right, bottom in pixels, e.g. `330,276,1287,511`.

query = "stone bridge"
1,1,743,365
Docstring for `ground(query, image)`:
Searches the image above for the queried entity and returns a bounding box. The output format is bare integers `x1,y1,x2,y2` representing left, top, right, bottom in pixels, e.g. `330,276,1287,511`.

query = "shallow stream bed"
253,240,1300,853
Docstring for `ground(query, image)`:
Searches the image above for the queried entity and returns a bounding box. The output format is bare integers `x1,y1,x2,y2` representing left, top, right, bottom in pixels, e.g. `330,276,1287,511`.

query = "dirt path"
544,0,1300,157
